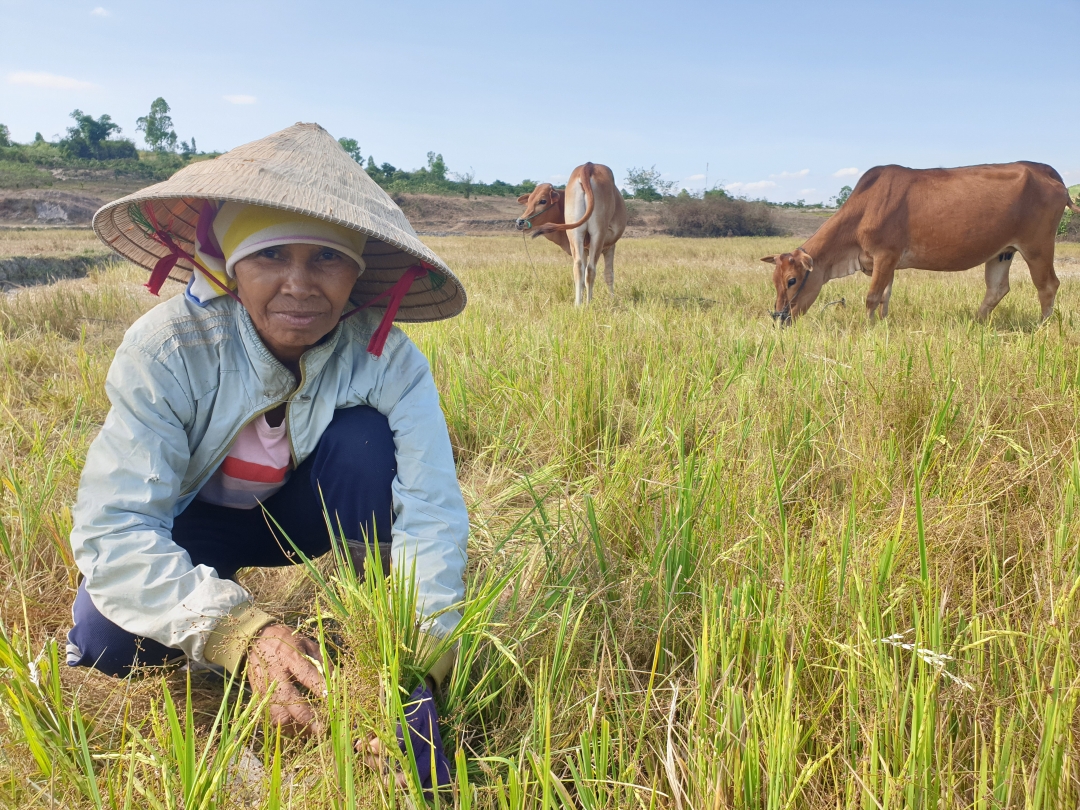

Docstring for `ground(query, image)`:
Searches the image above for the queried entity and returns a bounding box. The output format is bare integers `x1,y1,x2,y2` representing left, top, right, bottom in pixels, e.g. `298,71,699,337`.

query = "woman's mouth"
271,311,324,328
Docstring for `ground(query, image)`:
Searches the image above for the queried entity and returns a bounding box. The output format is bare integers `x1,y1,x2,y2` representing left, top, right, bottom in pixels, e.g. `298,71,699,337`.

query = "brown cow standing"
516,162,627,305
763,162,1080,323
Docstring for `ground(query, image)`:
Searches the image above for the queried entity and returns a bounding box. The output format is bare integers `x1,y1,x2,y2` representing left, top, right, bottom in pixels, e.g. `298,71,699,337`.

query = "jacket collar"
234,301,345,393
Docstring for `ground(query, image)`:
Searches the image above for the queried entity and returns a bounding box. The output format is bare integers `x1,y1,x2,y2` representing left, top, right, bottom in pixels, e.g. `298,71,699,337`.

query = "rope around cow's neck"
520,230,541,284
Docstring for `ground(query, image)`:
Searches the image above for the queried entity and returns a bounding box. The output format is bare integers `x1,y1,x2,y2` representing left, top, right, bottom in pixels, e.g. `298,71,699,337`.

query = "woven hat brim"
91,124,466,323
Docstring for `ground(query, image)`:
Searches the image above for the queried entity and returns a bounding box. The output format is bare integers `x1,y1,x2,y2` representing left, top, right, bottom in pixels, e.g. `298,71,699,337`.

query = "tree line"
2,99,855,208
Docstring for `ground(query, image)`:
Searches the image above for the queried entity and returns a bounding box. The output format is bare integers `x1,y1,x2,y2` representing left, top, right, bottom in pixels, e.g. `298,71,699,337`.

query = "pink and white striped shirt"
197,415,293,509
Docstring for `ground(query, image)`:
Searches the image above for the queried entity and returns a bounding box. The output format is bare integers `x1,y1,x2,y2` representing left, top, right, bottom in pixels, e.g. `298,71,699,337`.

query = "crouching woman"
66,124,468,769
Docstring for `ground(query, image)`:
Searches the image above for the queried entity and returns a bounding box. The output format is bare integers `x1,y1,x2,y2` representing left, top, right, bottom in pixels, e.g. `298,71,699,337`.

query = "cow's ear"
549,189,560,203
517,194,531,204
760,255,778,265
794,249,814,271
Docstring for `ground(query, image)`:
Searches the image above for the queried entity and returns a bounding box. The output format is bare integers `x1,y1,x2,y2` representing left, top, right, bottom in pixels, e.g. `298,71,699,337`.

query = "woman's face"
233,243,362,370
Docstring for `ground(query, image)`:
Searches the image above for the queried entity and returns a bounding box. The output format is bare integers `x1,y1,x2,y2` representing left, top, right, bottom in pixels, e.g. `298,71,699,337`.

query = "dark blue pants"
67,405,397,677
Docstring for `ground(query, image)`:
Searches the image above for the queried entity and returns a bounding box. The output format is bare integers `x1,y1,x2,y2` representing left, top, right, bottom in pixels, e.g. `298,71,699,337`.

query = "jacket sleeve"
70,341,257,664
368,335,469,640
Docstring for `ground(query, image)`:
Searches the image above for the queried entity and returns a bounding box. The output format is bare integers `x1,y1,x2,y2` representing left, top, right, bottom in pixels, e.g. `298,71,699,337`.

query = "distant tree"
425,151,447,182
0,124,10,147
830,185,853,208
179,137,197,157
33,132,45,144
361,157,399,183
452,168,475,199
136,98,178,152
338,137,362,163
61,109,137,160
625,166,675,201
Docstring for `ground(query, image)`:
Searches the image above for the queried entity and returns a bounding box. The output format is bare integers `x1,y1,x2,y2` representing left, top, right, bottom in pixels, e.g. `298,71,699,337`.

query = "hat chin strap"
139,204,429,358
340,264,430,357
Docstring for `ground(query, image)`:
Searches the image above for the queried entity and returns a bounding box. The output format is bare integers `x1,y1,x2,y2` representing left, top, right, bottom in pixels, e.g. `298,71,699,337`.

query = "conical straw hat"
92,122,466,323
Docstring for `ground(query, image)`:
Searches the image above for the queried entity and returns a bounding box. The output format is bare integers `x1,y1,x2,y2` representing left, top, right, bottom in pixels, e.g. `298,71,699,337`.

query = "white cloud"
725,180,777,194
799,188,816,195
833,167,859,178
223,94,257,104
684,173,706,181
7,71,97,90
91,6,109,16
771,168,810,179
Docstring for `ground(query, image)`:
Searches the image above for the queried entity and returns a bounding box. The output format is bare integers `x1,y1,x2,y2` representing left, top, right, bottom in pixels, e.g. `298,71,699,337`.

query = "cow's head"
515,184,561,231
761,248,814,324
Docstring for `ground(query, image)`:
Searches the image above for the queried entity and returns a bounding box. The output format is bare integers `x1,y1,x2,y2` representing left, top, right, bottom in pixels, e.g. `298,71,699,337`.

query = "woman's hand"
357,680,452,796
246,623,326,735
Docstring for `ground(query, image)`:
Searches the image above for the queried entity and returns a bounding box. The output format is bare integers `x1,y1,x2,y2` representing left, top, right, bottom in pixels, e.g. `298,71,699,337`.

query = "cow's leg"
572,253,585,306
865,255,898,322
1019,245,1060,321
879,282,894,318
583,245,598,303
602,245,616,296
976,252,1013,321
570,231,587,306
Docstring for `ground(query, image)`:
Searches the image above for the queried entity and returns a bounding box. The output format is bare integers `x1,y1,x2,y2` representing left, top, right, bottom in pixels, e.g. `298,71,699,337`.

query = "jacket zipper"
180,346,313,497
179,401,284,498
286,355,308,468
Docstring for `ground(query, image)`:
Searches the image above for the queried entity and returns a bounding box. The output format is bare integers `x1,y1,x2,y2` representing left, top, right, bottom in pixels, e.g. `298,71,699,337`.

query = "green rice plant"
6,239,1080,807
133,670,268,810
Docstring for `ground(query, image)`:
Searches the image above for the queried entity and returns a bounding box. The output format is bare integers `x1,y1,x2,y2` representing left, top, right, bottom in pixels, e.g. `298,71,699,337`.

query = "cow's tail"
534,163,596,236
1047,165,1080,213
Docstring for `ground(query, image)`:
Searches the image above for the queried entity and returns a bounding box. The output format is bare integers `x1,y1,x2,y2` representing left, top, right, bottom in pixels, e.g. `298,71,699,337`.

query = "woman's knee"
311,406,396,489
308,406,396,544
67,583,181,677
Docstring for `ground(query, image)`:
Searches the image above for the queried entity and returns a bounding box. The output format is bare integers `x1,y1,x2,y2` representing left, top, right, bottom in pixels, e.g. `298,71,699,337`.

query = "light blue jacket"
70,293,469,663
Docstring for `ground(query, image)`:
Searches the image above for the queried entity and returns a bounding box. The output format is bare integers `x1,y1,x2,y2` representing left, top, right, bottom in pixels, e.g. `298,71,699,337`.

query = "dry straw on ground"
3,231,1080,808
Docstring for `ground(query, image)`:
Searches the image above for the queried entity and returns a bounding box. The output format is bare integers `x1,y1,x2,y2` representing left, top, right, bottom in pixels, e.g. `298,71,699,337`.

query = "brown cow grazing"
516,162,627,305
763,162,1080,324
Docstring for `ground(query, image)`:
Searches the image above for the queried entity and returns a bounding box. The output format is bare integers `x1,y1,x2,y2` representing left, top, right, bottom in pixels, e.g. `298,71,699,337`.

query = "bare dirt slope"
0,173,833,238
0,189,112,227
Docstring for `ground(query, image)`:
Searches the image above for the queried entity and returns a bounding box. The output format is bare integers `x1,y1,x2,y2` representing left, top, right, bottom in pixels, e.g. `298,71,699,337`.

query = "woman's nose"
279,261,319,296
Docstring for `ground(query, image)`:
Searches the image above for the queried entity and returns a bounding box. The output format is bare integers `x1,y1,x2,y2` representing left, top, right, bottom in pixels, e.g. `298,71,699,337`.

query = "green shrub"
363,154,536,197
59,109,138,161
1062,186,1080,242
0,162,53,189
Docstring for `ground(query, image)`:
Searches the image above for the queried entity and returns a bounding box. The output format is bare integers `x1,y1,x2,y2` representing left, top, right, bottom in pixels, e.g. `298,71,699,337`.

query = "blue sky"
2,0,1078,204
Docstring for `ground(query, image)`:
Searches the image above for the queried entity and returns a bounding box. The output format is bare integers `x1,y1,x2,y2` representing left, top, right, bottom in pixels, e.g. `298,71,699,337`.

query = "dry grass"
4,231,1080,807
0,227,108,259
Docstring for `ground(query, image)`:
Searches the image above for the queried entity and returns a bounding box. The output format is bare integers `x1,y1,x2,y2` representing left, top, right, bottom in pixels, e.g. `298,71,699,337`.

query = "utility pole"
705,163,709,197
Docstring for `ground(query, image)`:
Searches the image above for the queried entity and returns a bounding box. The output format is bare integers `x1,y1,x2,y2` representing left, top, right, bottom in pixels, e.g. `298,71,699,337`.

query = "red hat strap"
339,263,430,357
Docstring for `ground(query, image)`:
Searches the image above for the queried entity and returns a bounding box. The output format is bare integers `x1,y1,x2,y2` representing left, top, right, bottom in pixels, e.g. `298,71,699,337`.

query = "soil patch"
0,189,109,227
393,194,527,236
771,208,834,239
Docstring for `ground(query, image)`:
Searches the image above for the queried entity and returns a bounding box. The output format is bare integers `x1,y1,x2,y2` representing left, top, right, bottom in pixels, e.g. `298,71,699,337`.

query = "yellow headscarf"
187,202,367,305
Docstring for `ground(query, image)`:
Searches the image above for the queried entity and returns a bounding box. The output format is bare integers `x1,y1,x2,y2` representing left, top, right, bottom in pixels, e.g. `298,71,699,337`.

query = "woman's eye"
319,250,342,261
260,248,281,259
